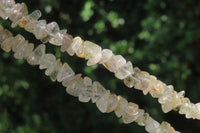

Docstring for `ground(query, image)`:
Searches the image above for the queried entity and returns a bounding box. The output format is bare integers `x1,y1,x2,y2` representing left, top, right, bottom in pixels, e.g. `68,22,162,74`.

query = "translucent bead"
149,80,166,98
122,102,139,124
99,49,113,64
0,29,13,44
155,121,176,133
39,54,56,70
79,77,93,102
124,75,140,88
14,41,34,59
92,81,106,103
9,3,28,28
115,61,133,80
103,55,126,73
25,20,38,33
145,116,160,133
60,34,73,53
0,0,15,20
84,41,102,66
46,22,60,36
72,37,83,55
135,109,146,126
114,96,128,117
57,63,75,82
1,36,15,52
66,76,83,97
62,74,82,87
106,93,118,113
18,10,41,28
96,90,110,113
12,34,25,52
27,44,46,65
49,30,67,46
45,59,62,82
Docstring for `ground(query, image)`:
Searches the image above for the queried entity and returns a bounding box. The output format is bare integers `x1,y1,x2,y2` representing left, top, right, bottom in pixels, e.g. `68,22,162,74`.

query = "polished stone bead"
18,10,41,28
49,30,67,46
106,93,118,113
0,29,13,44
27,44,46,65
9,3,28,28
92,81,106,103
135,109,146,126
0,0,15,20
99,49,113,64
14,41,34,59
159,91,182,113
124,75,140,88
62,74,82,87
114,96,128,117
57,63,75,82
145,116,160,133
96,90,110,113
71,37,84,57
39,53,56,70
122,102,139,124
60,33,73,52
12,34,25,52
155,121,176,133
1,36,15,52
84,41,102,66
45,59,62,82
79,77,93,102
34,20,51,43
103,55,126,73
115,61,133,79
149,80,166,98
24,20,38,33
46,22,60,36
66,76,83,97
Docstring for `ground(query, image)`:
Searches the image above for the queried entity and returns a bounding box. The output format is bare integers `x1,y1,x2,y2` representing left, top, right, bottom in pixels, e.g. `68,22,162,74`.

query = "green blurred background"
1,0,200,132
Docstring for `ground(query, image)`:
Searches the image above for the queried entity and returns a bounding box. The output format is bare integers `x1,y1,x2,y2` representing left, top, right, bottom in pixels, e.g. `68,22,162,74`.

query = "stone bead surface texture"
83,41,102,66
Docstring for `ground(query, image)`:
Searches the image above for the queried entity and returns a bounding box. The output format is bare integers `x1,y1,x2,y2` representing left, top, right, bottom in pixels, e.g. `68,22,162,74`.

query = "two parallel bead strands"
1,0,199,120
0,25,180,133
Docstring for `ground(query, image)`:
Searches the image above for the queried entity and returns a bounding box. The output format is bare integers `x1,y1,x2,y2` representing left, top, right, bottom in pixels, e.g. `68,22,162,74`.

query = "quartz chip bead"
96,91,118,113
18,10,41,28
60,34,73,53
49,29,67,46
0,29,13,44
34,20,51,43
144,116,160,133
62,73,82,87
124,74,140,88
149,80,165,98
158,86,183,113
135,109,146,126
45,59,62,82
0,0,15,20
103,55,126,73
14,41,34,59
12,34,25,52
92,81,107,103
115,61,133,80
122,102,139,124
57,63,75,82
99,49,113,64
39,53,56,70
1,36,15,52
155,121,177,133
79,77,93,102
114,96,128,117
9,3,28,28
83,41,102,66
66,75,84,97
27,44,46,65
46,22,60,36
71,37,84,58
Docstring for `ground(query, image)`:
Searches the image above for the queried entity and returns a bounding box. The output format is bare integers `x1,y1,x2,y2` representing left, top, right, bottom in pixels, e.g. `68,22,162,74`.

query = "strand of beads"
0,24,181,133
0,0,199,120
